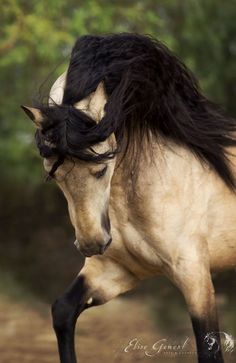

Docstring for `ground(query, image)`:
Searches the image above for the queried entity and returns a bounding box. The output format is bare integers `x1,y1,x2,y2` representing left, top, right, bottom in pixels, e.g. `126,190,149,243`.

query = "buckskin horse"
21,34,236,363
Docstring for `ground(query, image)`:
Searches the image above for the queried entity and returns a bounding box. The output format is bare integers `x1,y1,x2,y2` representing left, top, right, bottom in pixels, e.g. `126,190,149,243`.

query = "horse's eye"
94,165,108,179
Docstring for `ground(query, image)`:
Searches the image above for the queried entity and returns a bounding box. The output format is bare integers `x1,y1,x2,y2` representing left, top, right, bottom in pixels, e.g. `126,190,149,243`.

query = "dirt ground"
0,294,234,363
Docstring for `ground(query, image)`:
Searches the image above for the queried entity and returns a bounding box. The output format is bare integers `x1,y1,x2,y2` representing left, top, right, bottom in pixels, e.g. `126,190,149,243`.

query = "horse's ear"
21,105,43,128
88,82,107,122
49,71,67,105
74,81,107,122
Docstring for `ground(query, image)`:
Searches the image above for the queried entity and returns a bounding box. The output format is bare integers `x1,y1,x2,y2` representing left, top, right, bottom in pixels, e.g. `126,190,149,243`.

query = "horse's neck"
110,139,229,218
108,139,236,276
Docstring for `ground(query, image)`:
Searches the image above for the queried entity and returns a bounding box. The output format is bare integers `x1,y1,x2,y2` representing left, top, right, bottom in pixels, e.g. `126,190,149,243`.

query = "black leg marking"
52,275,89,363
191,316,224,363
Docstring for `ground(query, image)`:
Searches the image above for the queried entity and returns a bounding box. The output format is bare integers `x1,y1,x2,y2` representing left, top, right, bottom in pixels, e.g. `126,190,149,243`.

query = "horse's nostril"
106,238,112,248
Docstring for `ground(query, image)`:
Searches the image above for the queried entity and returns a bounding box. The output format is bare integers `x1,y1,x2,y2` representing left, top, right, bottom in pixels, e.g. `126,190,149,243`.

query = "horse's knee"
51,275,88,332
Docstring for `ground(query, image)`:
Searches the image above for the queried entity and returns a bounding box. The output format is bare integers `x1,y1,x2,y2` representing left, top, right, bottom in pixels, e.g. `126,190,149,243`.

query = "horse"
21,33,236,363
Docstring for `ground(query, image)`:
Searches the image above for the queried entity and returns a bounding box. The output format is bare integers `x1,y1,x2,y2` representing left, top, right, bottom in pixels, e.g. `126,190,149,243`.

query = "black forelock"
35,104,116,163
35,33,236,189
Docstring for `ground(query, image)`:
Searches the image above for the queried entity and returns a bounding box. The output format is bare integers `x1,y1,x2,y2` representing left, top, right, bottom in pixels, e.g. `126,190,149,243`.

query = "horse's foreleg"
188,280,224,363
51,275,89,363
169,248,224,363
52,256,138,363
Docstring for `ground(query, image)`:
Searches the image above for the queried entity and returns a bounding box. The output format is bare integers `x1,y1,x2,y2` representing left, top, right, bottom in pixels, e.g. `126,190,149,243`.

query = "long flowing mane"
35,33,236,189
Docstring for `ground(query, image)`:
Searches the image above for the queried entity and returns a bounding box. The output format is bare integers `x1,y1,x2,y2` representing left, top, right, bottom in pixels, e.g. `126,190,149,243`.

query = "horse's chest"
108,218,163,279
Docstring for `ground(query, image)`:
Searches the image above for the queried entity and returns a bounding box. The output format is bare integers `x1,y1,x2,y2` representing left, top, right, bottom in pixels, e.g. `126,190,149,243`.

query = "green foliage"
1,0,236,184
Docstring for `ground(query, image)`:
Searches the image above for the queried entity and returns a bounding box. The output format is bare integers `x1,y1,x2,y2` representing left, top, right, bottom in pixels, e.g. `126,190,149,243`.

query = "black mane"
36,33,236,189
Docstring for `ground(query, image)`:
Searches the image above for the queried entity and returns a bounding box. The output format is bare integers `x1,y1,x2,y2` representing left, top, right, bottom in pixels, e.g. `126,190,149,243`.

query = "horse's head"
22,78,117,257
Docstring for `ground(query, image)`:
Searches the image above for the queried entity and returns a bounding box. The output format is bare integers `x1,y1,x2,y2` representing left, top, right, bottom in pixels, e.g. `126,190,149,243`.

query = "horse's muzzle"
74,237,112,257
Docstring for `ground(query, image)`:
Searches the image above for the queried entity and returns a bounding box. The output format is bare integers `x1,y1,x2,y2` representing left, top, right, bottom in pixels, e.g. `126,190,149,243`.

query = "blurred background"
0,1,236,362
